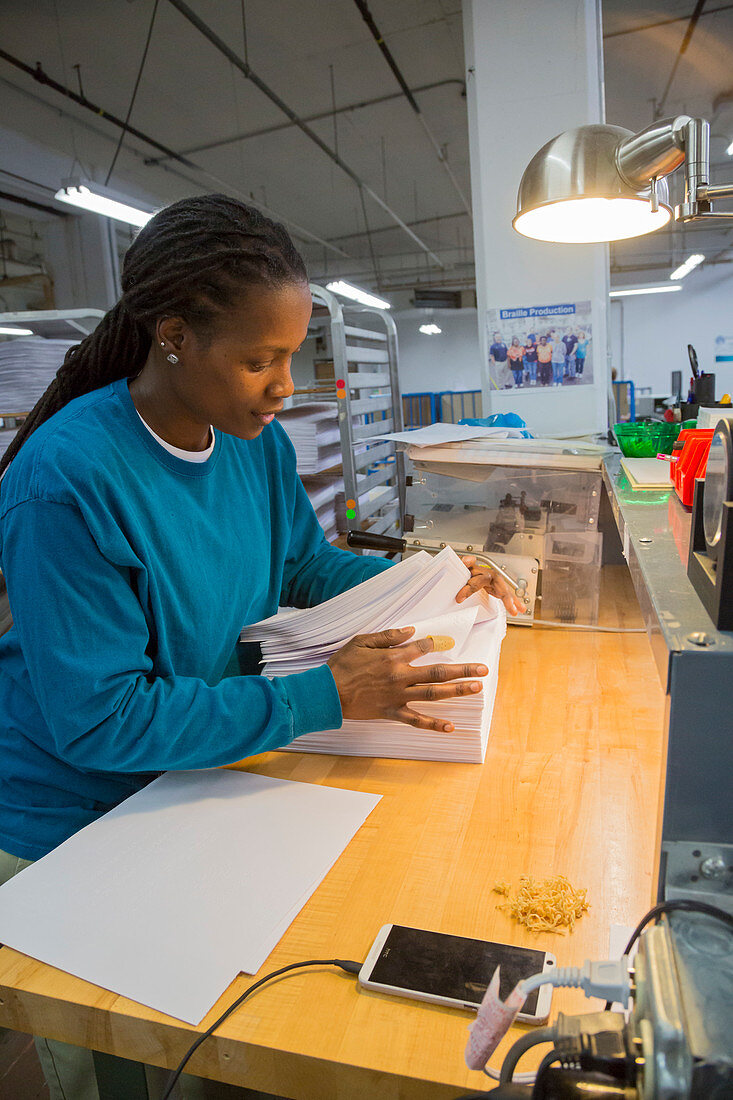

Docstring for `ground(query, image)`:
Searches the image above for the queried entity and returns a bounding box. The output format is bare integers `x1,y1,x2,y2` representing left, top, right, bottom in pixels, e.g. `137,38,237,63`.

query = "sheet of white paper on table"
0,770,380,1025
370,423,521,446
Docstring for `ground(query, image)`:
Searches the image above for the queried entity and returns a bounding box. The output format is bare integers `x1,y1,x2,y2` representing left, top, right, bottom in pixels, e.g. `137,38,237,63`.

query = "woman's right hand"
327,627,488,733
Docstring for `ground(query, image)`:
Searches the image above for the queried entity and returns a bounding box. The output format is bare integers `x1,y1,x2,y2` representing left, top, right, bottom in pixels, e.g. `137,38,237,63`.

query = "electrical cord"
104,0,160,186
498,1025,558,1084
602,898,733,1009
483,1061,538,1085
160,957,362,1100
533,1046,562,1079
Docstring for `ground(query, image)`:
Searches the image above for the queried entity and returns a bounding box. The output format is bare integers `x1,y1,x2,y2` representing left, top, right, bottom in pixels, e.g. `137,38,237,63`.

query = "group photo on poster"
487,301,593,392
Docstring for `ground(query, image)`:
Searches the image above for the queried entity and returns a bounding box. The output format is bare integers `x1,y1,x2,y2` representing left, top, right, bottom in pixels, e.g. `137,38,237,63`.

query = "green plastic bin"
613,421,682,457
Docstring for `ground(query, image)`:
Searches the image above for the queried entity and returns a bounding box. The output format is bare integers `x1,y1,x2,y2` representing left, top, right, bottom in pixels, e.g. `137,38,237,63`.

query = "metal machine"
460,904,733,1099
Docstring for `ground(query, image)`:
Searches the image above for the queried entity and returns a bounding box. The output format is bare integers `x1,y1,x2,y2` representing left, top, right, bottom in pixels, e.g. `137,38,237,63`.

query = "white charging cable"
520,957,632,1004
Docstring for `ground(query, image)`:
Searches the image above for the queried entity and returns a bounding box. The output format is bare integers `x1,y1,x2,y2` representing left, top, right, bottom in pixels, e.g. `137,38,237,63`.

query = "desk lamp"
513,116,733,243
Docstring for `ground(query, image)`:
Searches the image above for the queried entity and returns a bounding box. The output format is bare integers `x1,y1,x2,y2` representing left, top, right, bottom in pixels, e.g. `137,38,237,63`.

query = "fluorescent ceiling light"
670,253,705,280
419,323,442,335
326,280,391,309
54,184,152,228
0,326,34,336
609,285,683,298
727,139,733,156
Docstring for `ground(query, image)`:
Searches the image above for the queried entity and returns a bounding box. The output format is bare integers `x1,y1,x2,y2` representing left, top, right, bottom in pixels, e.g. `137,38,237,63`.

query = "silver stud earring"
160,341,179,364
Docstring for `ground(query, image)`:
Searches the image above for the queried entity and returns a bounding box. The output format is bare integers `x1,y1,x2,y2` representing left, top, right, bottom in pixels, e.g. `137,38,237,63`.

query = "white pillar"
464,0,610,434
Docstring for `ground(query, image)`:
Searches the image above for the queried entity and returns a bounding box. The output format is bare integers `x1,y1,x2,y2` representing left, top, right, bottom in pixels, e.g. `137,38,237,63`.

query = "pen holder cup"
694,374,715,406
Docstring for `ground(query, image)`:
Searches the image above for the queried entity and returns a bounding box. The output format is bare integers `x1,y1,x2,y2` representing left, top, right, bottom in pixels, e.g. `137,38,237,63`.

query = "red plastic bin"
671,428,714,506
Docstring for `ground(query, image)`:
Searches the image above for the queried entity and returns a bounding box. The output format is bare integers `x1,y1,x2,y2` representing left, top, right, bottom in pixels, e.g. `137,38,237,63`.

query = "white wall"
393,309,482,394
463,0,610,435
610,267,733,399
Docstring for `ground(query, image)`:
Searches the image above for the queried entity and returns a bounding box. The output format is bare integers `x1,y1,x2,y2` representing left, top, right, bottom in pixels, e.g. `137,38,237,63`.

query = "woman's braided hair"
0,193,308,476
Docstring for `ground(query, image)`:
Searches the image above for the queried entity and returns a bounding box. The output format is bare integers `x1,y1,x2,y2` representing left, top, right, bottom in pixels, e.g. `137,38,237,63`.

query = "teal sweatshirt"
0,378,390,859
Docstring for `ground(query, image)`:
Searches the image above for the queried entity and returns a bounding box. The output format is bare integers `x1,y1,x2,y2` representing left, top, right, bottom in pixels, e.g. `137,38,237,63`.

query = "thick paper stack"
277,402,342,474
241,547,506,762
299,471,345,541
0,338,76,414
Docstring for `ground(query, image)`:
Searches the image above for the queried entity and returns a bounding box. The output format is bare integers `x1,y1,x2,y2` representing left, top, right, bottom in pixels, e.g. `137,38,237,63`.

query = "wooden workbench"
0,565,664,1098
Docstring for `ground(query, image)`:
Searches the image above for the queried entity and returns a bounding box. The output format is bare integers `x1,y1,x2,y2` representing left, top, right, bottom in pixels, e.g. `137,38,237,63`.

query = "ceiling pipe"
604,2,733,38
655,0,707,118
164,0,444,268
0,48,194,170
144,79,465,163
327,210,468,244
351,0,471,217
0,58,349,259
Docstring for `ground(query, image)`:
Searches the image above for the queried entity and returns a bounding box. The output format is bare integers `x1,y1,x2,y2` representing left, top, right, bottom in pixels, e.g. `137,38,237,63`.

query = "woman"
0,195,519,1098
507,336,524,387
523,334,538,385
536,335,553,386
575,330,590,376
551,334,566,386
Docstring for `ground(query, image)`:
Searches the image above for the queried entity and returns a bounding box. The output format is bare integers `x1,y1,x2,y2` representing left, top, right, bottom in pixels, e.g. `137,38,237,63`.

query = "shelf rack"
308,284,405,544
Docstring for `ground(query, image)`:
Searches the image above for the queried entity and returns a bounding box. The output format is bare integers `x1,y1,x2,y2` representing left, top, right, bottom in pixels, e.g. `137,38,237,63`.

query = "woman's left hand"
455,555,526,617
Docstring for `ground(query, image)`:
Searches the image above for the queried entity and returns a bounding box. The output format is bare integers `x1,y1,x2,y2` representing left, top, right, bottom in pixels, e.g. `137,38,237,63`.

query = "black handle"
346,530,407,552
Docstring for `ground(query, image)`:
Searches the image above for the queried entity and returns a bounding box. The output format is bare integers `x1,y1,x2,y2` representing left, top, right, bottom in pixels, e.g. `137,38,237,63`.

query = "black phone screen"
367,925,546,1014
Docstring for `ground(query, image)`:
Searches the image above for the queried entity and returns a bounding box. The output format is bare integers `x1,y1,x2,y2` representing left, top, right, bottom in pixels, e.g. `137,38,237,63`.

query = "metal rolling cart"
308,284,405,543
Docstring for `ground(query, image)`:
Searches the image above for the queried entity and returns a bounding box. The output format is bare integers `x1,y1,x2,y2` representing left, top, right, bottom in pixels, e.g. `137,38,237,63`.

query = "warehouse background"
1,0,733,396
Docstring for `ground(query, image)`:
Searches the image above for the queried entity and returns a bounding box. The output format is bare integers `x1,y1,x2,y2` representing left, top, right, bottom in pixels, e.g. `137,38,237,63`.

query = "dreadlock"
0,194,308,477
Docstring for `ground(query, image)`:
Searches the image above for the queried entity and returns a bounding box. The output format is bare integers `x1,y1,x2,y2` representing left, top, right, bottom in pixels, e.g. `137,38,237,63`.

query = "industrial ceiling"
1,0,732,301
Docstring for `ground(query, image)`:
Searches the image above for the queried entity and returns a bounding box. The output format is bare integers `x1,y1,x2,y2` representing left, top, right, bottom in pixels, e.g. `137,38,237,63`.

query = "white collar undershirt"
136,410,215,463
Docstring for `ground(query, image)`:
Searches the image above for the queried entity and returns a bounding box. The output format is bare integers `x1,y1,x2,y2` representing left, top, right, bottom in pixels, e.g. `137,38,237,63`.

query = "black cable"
498,1025,557,1084
603,899,733,1009
160,957,362,1100
105,0,160,186
533,1046,562,1080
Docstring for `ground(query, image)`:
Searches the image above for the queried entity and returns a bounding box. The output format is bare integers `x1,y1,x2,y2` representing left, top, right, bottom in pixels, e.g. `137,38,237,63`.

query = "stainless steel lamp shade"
513,124,672,243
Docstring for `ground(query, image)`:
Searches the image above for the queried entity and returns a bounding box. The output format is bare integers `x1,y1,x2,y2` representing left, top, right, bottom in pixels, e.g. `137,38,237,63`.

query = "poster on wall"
714,335,733,363
487,301,593,392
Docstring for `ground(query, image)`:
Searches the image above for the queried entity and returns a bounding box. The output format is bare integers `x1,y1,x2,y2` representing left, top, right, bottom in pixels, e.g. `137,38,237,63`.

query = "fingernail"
470,682,481,692
478,665,488,675
428,635,455,651
444,723,454,732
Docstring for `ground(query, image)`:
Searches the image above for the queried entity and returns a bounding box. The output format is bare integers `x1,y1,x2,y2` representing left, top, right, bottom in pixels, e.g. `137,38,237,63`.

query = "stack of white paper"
277,402,342,474
241,547,506,762
0,339,76,415
299,471,345,541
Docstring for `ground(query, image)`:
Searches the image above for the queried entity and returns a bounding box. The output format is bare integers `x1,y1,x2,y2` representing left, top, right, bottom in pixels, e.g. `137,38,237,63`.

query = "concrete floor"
0,1029,48,1099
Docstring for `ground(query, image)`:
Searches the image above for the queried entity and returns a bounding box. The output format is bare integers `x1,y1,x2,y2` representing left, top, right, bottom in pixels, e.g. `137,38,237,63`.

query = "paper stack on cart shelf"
241,547,506,763
0,338,76,413
0,339,76,458
277,402,342,475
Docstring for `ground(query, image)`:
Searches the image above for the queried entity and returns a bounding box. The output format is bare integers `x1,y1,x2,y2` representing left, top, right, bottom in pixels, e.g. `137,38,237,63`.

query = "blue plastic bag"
458,413,533,437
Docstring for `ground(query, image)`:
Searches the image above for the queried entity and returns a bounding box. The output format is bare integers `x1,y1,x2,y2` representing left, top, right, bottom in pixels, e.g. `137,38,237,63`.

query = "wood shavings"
494,875,589,934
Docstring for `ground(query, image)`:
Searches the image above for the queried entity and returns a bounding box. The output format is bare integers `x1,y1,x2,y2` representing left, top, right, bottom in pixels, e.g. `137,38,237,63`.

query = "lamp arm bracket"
615,116,689,190
698,182,733,202
675,208,733,223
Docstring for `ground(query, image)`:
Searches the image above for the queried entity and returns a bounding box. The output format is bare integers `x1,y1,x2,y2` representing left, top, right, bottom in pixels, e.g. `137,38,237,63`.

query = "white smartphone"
359,924,555,1022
